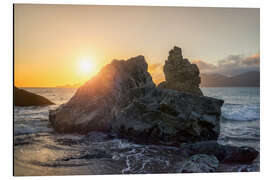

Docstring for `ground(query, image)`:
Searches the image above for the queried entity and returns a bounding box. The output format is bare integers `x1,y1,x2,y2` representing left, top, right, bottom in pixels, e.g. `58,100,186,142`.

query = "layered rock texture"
14,87,54,106
158,46,203,96
111,87,222,145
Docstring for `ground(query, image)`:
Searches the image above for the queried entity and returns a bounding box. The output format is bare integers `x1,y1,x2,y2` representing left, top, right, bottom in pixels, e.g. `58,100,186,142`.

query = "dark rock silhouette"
49,54,223,145
158,46,203,96
14,87,54,106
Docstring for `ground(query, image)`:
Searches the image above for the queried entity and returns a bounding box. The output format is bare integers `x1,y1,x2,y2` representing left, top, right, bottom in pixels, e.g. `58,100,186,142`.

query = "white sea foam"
222,104,259,121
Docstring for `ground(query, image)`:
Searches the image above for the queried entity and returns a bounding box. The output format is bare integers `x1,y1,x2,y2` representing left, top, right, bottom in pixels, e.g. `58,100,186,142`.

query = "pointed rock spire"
158,46,203,96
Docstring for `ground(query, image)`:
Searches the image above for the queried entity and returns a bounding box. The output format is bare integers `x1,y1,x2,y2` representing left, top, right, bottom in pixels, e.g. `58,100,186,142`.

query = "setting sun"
79,59,94,74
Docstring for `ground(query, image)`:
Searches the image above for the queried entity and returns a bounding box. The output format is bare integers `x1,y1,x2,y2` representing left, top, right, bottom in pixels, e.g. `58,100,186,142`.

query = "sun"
79,59,94,74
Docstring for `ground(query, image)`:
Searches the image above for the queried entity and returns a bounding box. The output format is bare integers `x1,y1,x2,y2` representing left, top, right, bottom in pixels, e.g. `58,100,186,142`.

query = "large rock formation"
158,46,203,96
49,48,258,165
49,54,223,145
14,87,54,106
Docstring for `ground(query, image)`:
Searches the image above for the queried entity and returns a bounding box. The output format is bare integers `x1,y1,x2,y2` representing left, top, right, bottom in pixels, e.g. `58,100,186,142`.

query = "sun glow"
79,59,95,74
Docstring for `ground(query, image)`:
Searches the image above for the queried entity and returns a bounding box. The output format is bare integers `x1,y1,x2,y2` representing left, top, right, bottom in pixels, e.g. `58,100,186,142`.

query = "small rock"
179,154,219,173
180,141,259,164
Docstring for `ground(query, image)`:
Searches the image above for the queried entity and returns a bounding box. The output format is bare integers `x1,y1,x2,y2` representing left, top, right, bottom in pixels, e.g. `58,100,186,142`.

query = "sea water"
14,87,260,175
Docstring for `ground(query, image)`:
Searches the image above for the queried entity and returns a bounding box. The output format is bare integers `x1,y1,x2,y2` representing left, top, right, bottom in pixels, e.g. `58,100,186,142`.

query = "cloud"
218,53,260,68
218,55,243,69
242,53,260,66
192,53,260,76
191,59,217,71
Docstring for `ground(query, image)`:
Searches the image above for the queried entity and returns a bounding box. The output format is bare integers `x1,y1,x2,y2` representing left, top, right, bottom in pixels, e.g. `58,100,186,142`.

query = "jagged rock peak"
158,46,203,96
168,46,183,61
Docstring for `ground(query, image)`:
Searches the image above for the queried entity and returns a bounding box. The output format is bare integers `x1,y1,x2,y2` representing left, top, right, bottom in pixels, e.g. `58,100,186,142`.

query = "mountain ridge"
200,71,260,87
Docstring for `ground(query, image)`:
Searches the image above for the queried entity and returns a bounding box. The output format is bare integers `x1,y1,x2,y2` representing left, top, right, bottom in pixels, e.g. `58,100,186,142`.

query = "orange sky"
14,4,259,87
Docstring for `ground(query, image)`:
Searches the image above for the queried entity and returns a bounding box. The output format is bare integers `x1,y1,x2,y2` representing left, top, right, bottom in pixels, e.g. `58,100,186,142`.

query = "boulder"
180,141,259,163
179,154,219,173
158,46,203,96
14,87,54,106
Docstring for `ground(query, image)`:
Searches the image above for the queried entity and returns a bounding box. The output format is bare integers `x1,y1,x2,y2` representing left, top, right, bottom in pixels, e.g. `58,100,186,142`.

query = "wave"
221,115,259,122
221,103,259,121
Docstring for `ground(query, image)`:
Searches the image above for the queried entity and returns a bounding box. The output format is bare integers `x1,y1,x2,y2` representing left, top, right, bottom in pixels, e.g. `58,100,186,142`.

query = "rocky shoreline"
14,87,54,106
49,47,259,173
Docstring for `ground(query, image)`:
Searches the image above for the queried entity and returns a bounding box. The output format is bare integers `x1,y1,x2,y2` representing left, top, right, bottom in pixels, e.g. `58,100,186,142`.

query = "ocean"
14,87,260,176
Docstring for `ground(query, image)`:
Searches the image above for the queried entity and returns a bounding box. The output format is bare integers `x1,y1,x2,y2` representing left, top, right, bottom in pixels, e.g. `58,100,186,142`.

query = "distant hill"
55,83,81,88
200,71,260,87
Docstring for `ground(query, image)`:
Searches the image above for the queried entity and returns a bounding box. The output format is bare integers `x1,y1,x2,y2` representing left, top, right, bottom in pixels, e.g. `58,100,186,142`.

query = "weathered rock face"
49,56,155,133
158,47,203,96
14,87,54,106
179,154,219,173
110,86,223,145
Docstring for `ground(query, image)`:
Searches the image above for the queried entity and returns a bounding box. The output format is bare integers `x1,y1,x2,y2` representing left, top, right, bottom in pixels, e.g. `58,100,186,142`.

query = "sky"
14,4,260,87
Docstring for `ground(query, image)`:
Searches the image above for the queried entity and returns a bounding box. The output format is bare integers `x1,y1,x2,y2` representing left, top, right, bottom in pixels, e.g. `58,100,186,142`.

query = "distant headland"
200,71,259,87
